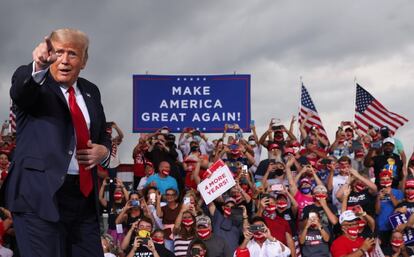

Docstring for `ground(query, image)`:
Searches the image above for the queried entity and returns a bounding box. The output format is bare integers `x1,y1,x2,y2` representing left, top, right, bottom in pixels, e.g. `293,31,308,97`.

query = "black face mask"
274,169,284,176
190,146,199,152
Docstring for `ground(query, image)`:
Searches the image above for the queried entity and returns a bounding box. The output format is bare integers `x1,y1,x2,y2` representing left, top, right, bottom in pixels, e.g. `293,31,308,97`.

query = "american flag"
298,84,329,141
354,84,408,134
9,99,16,134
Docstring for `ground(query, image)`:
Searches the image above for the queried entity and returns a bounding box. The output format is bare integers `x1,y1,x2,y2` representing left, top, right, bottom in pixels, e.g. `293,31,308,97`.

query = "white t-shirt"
249,145,262,174
332,174,349,214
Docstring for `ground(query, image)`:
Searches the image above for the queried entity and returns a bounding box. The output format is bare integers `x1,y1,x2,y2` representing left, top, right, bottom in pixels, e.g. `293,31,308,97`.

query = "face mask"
161,169,170,176
152,237,164,245
248,140,255,146
190,146,199,152
300,187,312,194
354,183,366,192
380,180,392,188
383,149,393,155
274,169,284,176
391,239,404,247
265,204,277,213
223,207,232,217
197,228,211,239
182,218,194,227
274,134,283,141
314,193,327,201
233,194,242,203
114,192,123,201
241,185,249,192
355,152,365,159
276,201,288,209
346,226,360,237
193,135,202,142
357,219,366,232
406,191,414,200
253,232,266,243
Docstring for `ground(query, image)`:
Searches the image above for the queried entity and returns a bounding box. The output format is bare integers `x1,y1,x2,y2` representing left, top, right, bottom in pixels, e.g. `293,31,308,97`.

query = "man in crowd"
146,161,179,195
331,210,375,257
195,215,232,257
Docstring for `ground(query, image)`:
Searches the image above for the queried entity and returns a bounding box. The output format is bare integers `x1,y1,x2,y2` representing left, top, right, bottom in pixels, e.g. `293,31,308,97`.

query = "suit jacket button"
68,150,73,155
61,175,65,181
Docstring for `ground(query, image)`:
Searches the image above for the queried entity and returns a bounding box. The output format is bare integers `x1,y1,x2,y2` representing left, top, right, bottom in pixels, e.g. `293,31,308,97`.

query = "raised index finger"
44,36,54,52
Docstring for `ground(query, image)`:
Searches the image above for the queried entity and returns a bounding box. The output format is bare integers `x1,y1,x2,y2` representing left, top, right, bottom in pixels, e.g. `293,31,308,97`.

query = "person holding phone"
299,211,330,257
173,197,197,257
235,216,290,257
301,185,338,238
125,217,161,257
186,239,208,257
375,170,403,247
207,197,249,253
256,193,296,256
331,210,375,257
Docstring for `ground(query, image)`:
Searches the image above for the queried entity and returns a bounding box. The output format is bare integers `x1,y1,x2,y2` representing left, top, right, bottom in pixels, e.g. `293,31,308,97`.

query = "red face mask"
152,237,164,245
391,239,404,247
253,232,266,243
276,201,288,210
354,183,366,192
406,191,414,200
265,204,277,213
234,194,242,203
380,180,392,188
182,218,194,227
223,207,232,217
314,193,327,201
197,228,211,239
346,226,360,237
357,219,366,232
114,192,123,201
241,185,249,192
161,169,170,176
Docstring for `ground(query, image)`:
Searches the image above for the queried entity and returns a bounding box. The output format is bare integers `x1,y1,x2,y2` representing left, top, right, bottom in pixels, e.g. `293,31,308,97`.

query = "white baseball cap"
339,210,358,224
383,137,395,145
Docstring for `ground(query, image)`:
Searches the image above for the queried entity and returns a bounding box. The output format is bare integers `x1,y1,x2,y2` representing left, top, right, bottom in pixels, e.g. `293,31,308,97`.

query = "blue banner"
133,74,251,133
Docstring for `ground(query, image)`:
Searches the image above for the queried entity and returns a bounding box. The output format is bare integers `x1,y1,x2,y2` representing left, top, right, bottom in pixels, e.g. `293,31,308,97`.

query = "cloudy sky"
1,0,413,162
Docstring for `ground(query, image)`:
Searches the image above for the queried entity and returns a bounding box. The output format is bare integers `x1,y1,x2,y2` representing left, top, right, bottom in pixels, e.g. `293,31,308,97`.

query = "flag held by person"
298,83,329,142
354,84,408,134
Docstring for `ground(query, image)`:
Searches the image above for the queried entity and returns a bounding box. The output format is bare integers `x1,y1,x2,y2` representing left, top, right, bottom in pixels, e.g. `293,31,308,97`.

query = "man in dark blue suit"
4,28,111,257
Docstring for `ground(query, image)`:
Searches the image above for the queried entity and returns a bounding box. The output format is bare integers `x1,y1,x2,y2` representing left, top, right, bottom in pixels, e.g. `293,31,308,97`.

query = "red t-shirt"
133,152,146,177
331,235,367,257
264,215,292,246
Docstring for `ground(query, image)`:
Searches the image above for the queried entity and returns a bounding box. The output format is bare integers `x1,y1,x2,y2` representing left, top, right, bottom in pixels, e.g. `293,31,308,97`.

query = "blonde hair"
49,28,89,61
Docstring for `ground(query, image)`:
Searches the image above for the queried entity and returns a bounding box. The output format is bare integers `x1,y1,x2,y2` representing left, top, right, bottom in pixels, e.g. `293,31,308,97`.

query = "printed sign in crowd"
389,212,414,244
197,160,236,204
133,74,251,132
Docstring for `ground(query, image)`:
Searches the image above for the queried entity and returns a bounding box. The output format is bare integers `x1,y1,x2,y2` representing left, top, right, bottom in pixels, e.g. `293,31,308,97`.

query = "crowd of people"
1,117,414,257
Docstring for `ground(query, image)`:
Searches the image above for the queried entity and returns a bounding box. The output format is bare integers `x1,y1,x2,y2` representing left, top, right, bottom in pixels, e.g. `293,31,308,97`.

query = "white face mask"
248,140,255,146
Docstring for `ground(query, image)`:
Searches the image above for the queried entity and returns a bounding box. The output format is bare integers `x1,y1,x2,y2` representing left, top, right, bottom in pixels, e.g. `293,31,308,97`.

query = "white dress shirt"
32,62,91,175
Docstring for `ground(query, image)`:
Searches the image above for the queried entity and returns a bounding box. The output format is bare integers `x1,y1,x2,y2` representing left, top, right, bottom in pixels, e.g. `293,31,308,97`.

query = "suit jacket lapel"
77,80,96,139
45,73,67,107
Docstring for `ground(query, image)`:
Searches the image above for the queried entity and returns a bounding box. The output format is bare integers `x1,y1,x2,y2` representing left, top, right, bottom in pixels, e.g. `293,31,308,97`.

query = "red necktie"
68,86,93,197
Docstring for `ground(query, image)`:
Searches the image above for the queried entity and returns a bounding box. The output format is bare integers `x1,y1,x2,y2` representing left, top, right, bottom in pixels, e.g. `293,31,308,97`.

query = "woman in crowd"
173,203,198,257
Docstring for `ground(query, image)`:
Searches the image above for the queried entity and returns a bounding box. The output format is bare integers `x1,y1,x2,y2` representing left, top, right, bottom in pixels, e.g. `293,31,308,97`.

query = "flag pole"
297,76,303,140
